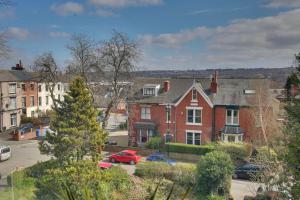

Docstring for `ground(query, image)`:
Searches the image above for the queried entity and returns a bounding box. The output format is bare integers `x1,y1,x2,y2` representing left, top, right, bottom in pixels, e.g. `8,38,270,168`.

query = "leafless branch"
98,31,139,129
32,52,61,110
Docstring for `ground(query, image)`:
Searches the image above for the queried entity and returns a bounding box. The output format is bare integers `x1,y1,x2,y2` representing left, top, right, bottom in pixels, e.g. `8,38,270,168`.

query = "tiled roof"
129,77,273,106
0,70,38,82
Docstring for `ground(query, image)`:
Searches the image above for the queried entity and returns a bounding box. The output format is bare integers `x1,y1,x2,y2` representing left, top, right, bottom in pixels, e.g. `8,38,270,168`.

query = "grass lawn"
0,186,36,200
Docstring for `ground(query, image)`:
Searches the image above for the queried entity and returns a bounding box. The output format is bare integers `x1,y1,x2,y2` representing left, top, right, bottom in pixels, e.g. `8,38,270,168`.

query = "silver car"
0,145,11,161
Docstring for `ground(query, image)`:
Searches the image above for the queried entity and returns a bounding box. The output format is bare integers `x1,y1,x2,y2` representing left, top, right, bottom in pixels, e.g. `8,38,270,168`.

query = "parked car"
109,150,141,165
233,163,265,180
0,145,11,161
98,161,113,169
105,140,118,145
146,152,176,166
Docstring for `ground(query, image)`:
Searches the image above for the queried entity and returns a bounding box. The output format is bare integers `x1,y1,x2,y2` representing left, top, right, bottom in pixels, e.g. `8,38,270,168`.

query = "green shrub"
165,143,215,155
135,162,196,187
253,146,278,162
7,170,36,188
145,137,163,149
173,163,197,187
196,151,234,197
135,162,173,179
216,142,252,163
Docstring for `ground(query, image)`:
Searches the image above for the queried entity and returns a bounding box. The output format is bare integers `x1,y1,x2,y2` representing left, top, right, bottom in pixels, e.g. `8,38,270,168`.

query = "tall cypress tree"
41,76,106,162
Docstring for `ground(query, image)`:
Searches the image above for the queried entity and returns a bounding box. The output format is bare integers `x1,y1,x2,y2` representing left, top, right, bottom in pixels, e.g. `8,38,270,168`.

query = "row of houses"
0,64,65,132
127,72,283,146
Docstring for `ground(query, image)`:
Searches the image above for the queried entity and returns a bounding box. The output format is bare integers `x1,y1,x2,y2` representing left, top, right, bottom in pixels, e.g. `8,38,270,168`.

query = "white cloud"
49,31,70,38
5,27,29,40
139,9,300,69
89,0,162,7
265,0,300,8
51,2,84,16
93,8,116,17
138,27,212,48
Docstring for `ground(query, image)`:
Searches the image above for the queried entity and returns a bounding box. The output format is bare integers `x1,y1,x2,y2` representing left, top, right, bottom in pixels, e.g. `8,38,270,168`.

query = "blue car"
146,153,176,166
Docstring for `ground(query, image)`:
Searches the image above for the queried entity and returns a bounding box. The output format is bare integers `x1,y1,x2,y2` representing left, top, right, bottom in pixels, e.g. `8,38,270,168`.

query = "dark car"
146,153,176,166
233,163,265,180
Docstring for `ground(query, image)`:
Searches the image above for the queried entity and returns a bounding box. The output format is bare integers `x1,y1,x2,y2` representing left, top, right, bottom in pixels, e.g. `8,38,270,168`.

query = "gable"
174,83,213,108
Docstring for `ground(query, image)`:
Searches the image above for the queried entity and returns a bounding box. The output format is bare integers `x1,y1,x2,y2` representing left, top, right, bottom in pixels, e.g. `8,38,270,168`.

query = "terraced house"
128,73,279,146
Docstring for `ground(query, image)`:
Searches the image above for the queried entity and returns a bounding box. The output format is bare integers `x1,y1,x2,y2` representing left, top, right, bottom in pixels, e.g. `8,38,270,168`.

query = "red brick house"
128,73,277,146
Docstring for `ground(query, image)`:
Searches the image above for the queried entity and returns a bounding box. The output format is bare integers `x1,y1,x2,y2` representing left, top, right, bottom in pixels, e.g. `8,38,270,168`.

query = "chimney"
210,71,218,94
164,81,170,92
12,60,24,70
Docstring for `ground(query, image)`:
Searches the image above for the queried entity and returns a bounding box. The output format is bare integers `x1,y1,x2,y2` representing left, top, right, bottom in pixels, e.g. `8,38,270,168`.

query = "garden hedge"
165,143,215,155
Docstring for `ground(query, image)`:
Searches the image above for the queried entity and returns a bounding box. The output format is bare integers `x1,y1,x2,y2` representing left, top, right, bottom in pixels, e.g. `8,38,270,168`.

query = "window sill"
225,123,239,126
191,100,198,103
186,123,202,126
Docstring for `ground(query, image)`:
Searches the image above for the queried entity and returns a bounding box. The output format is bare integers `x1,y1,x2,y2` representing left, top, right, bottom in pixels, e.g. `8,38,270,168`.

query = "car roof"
122,150,137,154
150,152,165,156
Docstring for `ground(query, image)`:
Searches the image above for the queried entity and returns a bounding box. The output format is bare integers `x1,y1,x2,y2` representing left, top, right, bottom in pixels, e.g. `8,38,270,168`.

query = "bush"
135,162,196,187
20,116,43,127
7,170,36,188
145,137,163,149
252,146,278,162
165,143,215,155
216,142,252,163
35,160,130,200
196,151,234,197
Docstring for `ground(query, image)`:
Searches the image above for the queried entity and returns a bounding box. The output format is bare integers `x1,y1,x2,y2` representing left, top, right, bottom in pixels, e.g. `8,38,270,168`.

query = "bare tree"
98,31,138,129
66,34,99,81
32,52,60,110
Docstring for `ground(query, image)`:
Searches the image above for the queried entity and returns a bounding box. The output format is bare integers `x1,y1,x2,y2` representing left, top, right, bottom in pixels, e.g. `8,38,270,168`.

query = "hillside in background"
132,67,295,88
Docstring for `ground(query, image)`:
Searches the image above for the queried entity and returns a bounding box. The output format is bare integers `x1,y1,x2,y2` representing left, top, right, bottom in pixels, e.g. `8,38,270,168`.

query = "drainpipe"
212,105,216,141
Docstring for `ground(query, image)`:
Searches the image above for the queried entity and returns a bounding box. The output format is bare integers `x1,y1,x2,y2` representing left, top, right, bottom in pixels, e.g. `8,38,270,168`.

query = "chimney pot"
164,81,170,92
210,71,218,93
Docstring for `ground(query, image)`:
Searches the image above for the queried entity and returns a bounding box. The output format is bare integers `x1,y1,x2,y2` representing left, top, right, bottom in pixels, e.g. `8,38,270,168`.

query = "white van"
0,145,11,161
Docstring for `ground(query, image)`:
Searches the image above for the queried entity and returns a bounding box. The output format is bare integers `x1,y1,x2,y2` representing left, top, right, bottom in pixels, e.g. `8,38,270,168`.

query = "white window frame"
22,97,26,108
38,96,42,106
143,87,156,96
186,107,202,125
139,129,153,143
221,133,243,143
9,97,17,109
192,88,197,101
226,109,239,125
166,105,171,123
186,130,202,145
30,96,34,107
10,113,17,127
9,83,16,94
141,107,151,119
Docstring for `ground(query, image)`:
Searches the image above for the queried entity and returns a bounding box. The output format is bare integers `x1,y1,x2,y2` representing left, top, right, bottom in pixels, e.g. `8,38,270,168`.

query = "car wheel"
111,158,116,163
232,173,238,179
129,160,135,165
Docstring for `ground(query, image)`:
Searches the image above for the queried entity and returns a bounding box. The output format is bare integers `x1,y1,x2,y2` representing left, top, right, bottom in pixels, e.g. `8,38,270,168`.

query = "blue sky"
1,0,300,70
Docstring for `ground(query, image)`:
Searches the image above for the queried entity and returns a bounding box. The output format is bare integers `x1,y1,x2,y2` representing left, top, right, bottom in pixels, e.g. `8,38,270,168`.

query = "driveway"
102,152,260,200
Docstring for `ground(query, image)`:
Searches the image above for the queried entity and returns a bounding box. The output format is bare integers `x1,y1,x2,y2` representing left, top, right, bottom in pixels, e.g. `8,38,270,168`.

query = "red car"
98,161,113,169
109,150,141,165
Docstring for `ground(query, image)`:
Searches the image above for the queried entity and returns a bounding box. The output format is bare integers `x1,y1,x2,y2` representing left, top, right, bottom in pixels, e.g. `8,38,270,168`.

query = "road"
0,139,50,180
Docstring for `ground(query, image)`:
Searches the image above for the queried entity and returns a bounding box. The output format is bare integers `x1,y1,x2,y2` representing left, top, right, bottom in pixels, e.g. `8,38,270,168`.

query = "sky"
0,0,300,70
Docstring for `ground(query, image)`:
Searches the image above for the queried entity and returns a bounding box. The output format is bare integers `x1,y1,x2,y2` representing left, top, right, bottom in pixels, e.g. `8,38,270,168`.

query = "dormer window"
143,84,160,96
